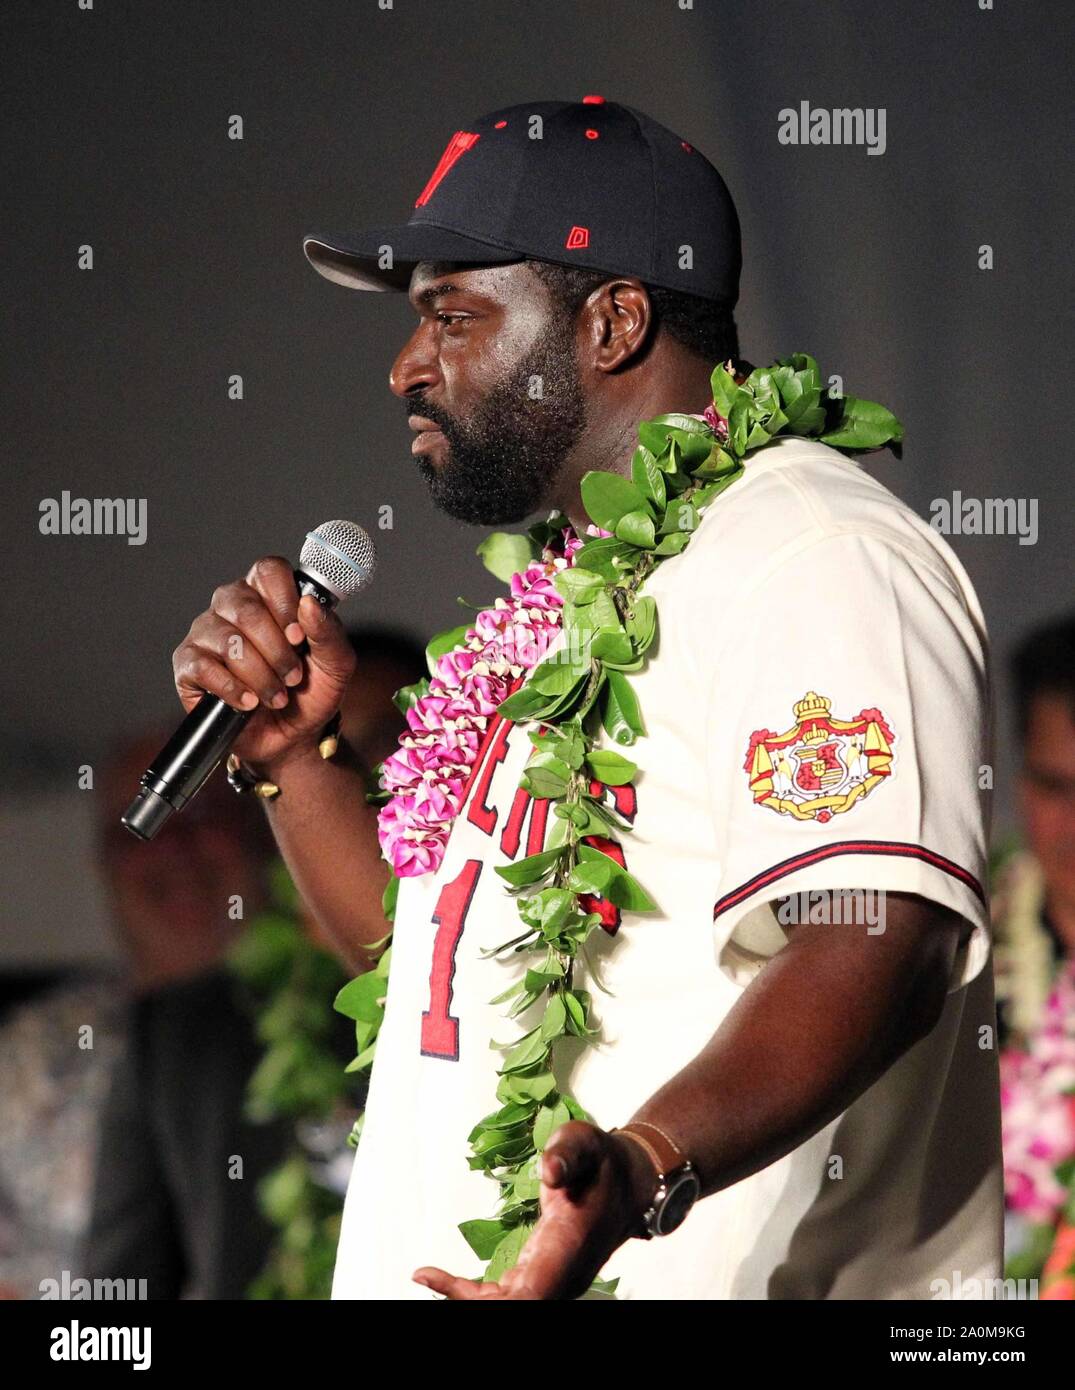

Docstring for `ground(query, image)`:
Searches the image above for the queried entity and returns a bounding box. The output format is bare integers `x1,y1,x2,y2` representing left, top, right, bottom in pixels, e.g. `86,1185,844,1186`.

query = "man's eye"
436,312,469,326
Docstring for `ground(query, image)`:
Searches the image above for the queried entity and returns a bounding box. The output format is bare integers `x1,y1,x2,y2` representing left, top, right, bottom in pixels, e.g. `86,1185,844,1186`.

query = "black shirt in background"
81,968,289,1300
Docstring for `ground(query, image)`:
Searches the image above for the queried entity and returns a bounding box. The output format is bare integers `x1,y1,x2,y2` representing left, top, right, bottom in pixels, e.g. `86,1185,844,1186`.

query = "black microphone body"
121,574,335,841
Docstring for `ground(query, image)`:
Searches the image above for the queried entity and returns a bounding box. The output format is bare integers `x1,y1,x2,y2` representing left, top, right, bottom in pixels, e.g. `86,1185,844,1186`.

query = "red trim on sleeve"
712,839,986,922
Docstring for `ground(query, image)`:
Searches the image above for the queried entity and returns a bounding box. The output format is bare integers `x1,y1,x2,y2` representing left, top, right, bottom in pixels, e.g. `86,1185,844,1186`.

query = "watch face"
655,1168,701,1235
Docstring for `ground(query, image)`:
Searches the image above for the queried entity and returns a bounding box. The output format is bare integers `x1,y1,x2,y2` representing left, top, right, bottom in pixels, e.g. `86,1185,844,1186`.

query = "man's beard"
408,315,586,526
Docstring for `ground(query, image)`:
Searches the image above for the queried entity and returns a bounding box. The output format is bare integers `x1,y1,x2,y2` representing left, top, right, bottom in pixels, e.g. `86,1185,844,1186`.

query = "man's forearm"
617,895,962,1205
259,744,391,973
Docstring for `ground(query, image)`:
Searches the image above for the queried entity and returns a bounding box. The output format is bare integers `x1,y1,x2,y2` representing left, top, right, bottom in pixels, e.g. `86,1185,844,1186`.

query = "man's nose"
390,327,440,399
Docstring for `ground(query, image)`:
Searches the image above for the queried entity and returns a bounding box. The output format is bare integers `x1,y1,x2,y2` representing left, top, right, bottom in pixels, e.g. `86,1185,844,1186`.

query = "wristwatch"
610,1121,701,1239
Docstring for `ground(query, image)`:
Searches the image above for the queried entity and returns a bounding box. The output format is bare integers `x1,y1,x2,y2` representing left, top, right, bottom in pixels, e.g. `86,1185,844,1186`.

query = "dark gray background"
3,0,1071,960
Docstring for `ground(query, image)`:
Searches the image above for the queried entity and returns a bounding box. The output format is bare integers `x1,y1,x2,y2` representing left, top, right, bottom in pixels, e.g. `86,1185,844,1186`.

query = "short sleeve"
704,531,991,993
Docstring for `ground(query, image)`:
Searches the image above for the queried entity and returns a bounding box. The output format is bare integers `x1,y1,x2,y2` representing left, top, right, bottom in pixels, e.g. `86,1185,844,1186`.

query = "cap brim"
303,223,523,291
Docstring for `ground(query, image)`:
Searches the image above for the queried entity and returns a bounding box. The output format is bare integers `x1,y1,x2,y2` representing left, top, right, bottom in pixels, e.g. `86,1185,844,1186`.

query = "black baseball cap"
303,96,741,307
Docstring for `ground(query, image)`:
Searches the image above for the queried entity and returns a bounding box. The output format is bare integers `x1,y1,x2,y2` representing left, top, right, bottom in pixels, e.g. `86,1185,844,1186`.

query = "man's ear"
580,279,654,373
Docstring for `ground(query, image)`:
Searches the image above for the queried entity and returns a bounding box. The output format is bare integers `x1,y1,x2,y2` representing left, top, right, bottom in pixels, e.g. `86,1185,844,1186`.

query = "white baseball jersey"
332,434,1003,1300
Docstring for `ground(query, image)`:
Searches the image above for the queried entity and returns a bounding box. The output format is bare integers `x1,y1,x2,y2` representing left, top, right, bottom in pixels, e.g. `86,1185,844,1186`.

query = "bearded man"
173,99,1002,1300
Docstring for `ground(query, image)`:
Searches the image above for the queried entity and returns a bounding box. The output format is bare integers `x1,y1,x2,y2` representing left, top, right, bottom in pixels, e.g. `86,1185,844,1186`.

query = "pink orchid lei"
376,522,612,878
377,409,725,878
1000,959,1075,1224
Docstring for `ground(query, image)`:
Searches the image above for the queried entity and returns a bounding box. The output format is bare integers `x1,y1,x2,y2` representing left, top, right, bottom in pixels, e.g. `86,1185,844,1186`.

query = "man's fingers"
174,646,259,714
188,609,292,709
298,592,338,641
243,556,313,658
412,1267,497,1300
245,555,301,631
212,580,303,689
540,1121,605,1195
297,594,356,676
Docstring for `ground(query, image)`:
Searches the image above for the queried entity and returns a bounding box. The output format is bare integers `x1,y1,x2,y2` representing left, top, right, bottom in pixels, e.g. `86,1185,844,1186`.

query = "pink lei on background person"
377,523,611,878
1000,960,1075,1224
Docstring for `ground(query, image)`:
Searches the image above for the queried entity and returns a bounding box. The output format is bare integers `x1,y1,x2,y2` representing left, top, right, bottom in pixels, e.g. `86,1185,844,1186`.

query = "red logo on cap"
565,226,590,250
415,131,480,208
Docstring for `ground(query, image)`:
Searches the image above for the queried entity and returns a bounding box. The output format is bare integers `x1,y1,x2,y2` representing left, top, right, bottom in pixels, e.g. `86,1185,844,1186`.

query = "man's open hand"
412,1121,655,1300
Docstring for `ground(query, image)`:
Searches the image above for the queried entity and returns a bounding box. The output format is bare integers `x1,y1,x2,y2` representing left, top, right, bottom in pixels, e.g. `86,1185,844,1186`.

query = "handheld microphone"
121,520,377,842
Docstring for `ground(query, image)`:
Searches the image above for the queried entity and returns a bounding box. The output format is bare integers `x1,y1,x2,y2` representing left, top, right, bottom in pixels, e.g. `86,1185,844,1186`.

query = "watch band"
611,1120,688,1179
610,1121,699,1239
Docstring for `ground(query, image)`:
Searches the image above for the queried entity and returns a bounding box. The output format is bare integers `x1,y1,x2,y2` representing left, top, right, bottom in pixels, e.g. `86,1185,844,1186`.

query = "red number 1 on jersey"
420,858,482,1061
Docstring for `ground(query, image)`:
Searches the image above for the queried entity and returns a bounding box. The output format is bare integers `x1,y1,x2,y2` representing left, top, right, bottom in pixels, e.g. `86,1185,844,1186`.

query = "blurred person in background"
993,611,1075,1296
994,612,1075,1044
80,723,281,1299
0,712,274,1300
80,624,421,1299
0,966,124,1299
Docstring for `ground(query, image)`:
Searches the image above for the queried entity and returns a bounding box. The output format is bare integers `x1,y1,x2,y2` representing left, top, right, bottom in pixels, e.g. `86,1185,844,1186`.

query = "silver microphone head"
299,520,377,602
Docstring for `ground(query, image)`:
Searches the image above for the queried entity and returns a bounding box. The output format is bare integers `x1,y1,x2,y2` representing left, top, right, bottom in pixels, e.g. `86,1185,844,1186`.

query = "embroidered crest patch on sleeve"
743,691,896,824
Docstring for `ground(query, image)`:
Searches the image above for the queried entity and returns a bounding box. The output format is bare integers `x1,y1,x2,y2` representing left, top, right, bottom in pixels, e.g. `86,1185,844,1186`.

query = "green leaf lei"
337,354,903,1292
228,861,356,1299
